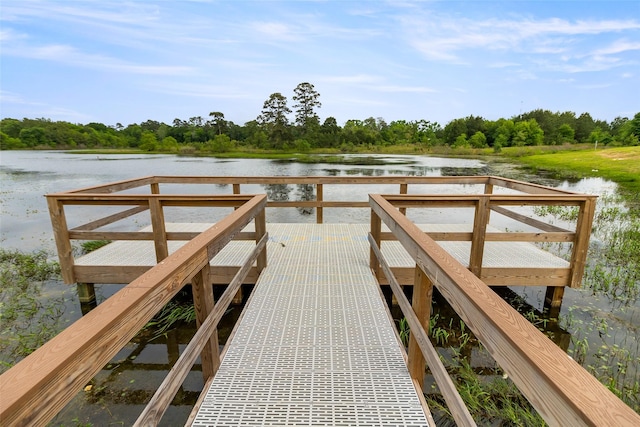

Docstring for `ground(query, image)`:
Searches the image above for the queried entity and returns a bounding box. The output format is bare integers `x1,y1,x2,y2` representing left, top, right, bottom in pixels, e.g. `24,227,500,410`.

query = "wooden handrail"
369,233,477,427
0,194,268,426
134,232,269,425
368,194,640,426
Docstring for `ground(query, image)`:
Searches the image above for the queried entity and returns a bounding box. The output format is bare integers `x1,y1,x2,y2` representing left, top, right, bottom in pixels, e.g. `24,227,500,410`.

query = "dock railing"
46,176,596,302
368,193,640,426
0,194,268,426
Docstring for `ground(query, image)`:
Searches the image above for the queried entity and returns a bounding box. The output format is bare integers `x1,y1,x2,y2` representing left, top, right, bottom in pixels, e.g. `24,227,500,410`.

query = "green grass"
510,146,640,193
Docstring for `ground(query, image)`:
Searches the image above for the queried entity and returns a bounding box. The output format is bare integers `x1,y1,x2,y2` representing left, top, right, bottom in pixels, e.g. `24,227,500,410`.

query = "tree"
469,131,487,148
257,92,292,148
292,82,321,131
557,124,575,144
209,111,227,135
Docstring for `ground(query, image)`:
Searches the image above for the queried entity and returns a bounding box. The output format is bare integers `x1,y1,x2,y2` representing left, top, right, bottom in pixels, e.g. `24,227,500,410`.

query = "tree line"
1,82,639,153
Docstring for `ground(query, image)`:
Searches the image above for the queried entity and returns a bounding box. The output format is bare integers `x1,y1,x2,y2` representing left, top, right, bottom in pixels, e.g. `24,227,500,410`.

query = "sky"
1,0,639,128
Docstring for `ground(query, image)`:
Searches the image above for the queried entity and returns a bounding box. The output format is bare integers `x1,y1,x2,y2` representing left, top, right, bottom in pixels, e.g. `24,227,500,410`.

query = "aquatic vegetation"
0,249,64,372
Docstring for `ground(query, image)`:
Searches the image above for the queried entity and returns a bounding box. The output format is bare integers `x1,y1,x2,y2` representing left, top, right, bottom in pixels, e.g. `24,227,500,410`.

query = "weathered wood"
191,263,219,380
46,196,75,284
408,266,433,389
487,176,574,195
76,283,96,304
369,233,477,427
369,194,639,427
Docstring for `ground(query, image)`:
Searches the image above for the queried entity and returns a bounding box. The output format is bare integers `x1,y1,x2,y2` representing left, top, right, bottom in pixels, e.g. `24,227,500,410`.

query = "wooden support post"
46,197,75,284
484,182,493,223
191,263,220,380
469,196,489,277
569,197,597,288
233,184,240,210
255,209,267,274
544,286,565,314
399,183,408,216
369,210,382,279
316,183,323,224
408,267,433,390
150,182,160,195
149,197,169,262
76,282,96,303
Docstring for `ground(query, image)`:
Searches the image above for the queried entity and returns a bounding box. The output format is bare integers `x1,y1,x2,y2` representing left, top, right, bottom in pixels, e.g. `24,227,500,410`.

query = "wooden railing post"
151,182,160,195
316,183,323,224
46,196,75,284
149,197,169,262
255,209,267,273
568,197,597,288
370,210,382,279
483,181,493,223
192,263,220,380
233,184,240,210
399,183,408,215
408,266,433,389
469,196,489,277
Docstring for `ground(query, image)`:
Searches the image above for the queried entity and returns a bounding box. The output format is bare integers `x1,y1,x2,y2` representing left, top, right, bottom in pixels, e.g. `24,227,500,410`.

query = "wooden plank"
68,176,155,194
46,196,75,284
480,268,570,286
490,205,571,233
369,194,640,427
70,206,149,231
484,232,574,242
73,265,152,284
487,176,575,195
68,231,155,240
369,233,477,427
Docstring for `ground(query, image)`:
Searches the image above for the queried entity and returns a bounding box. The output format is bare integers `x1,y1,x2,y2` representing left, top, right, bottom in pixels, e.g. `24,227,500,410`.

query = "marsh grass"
0,249,64,373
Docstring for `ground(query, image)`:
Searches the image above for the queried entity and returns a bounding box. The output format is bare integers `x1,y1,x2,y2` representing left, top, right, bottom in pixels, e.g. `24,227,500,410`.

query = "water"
1,150,637,424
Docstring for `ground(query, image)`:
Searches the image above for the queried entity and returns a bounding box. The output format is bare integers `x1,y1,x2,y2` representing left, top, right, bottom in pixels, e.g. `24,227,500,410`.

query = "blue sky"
1,1,639,127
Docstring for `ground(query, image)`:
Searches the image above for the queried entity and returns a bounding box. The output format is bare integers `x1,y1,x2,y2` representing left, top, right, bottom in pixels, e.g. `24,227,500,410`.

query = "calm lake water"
1,150,637,425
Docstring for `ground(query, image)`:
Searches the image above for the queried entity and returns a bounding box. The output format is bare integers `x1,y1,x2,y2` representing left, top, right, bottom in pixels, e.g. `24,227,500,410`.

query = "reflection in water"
262,183,291,201
296,184,314,215
440,166,491,176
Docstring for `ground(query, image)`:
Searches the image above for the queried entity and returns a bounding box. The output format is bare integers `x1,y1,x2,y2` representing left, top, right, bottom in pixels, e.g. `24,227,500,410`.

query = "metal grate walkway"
191,224,431,426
